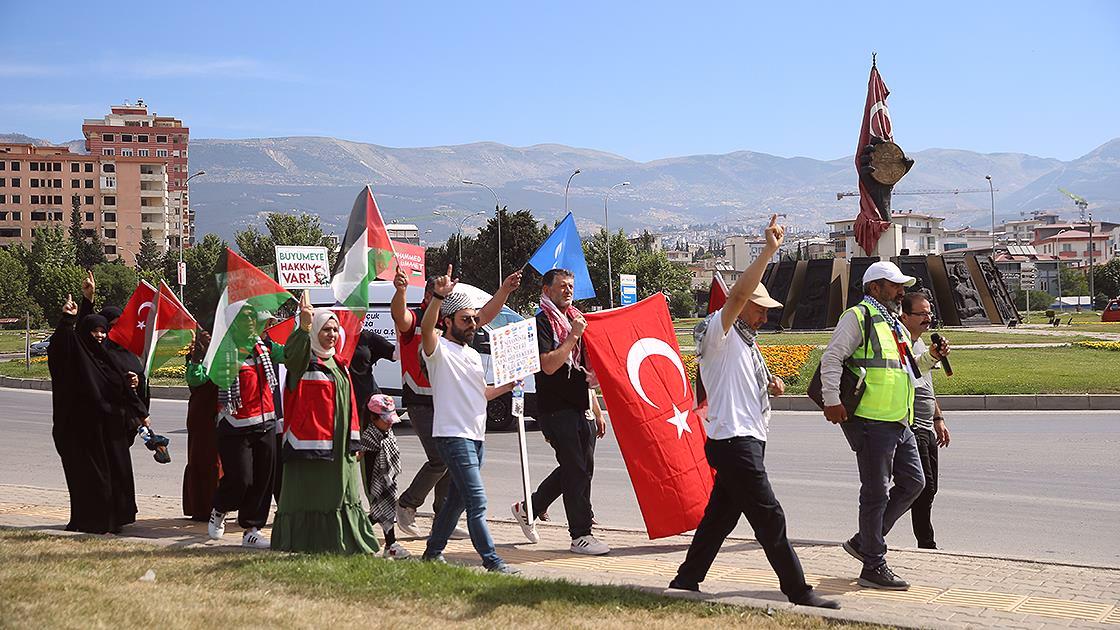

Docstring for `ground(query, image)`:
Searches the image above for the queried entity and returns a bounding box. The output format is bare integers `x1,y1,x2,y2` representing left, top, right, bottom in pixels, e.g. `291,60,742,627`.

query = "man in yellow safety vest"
820,261,948,591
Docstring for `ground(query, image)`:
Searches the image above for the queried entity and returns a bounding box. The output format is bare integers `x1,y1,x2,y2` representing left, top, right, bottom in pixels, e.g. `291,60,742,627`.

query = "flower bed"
1076,341,1120,351
681,344,817,387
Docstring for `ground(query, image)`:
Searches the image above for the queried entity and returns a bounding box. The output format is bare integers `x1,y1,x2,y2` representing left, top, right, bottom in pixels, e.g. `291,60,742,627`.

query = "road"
1,387,1117,567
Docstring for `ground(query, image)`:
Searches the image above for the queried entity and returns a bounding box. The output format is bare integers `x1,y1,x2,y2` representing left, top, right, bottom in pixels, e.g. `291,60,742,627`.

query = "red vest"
216,345,276,430
399,306,433,399
282,355,360,461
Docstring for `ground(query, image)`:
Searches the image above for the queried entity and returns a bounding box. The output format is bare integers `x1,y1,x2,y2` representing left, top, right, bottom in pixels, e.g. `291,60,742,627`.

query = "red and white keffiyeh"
540,293,596,386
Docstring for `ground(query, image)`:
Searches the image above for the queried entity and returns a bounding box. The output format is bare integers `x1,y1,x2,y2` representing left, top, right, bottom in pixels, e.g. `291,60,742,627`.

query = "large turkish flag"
109,280,158,357
583,293,714,539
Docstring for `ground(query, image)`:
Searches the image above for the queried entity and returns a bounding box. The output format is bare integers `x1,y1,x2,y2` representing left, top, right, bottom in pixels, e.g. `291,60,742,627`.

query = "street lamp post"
179,170,206,300
986,175,996,255
1087,211,1096,309
461,180,502,289
603,181,630,308
564,169,581,215
433,209,485,274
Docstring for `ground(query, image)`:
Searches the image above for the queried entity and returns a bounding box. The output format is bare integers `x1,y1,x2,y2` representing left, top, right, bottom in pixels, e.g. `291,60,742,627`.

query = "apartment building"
82,100,191,247
0,143,168,265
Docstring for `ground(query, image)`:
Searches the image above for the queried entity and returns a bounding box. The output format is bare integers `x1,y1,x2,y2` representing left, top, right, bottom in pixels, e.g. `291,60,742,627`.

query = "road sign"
619,273,637,306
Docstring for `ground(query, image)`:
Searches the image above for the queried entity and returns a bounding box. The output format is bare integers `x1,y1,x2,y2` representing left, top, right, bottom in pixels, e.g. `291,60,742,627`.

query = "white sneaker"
511,502,539,544
242,528,270,549
570,534,610,556
450,525,470,540
383,542,411,560
207,509,227,539
396,504,419,537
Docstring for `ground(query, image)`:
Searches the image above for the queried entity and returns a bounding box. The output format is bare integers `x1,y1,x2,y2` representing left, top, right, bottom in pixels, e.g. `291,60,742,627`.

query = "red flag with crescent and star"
108,280,158,356
854,60,895,256
582,293,714,539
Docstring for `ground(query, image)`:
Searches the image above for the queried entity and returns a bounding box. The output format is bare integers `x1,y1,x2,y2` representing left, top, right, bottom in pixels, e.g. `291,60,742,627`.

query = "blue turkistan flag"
527,212,596,301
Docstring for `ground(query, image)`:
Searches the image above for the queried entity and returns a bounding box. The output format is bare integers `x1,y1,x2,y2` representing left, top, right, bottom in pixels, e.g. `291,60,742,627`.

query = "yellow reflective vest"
847,300,914,424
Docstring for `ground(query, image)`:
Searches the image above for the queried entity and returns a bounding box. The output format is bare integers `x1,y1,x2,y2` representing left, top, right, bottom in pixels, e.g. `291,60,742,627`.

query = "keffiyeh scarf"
217,339,277,414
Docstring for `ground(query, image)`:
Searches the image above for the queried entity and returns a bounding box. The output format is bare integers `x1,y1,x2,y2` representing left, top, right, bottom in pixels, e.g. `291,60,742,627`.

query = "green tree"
1013,288,1055,312
181,233,229,330
1059,265,1089,298
447,208,548,313
29,226,85,325
135,228,165,283
234,212,338,273
1092,258,1120,300
582,228,693,313
92,263,139,311
0,248,42,325
70,194,106,268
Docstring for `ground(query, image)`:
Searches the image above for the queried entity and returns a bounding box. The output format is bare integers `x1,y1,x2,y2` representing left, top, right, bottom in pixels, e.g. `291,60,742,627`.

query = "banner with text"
376,241,426,287
275,245,331,289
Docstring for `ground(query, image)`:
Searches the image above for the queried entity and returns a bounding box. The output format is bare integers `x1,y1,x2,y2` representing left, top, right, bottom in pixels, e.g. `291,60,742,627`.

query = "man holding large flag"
668,216,839,610
202,248,293,549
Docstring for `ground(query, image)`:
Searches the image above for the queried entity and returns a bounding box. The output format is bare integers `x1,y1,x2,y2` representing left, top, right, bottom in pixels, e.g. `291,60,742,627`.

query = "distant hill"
6,132,1117,239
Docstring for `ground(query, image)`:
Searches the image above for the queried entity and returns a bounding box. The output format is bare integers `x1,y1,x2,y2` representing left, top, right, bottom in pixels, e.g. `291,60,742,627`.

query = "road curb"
4,375,1120,410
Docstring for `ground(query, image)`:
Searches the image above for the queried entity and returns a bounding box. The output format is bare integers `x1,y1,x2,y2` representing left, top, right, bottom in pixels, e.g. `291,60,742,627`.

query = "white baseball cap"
862,261,916,287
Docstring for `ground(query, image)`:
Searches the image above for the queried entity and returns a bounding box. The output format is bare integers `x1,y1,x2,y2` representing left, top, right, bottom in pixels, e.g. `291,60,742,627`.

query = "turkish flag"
707,272,729,315
583,293,714,539
332,307,365,363
108,280,158,357
263,310,363,363
853,61,895,255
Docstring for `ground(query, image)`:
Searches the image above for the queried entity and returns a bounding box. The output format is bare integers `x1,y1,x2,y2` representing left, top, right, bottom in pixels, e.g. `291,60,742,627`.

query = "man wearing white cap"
668,215,839,610
820,260,947,590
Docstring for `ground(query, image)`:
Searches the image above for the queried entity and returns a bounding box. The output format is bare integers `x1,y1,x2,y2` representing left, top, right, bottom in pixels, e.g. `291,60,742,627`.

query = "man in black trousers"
668,215,838,609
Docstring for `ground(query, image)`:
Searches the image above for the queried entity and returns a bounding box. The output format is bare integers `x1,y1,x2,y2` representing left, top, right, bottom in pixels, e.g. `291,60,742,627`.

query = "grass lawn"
675,329,1105,349
786,346,1120,395
0,359,181,387
0,330,51,354
0,531,874,630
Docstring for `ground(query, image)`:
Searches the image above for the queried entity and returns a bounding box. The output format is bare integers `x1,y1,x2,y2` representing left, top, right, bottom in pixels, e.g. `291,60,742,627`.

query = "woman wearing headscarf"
48,289,150,534
272,291,380,554
98,304,150,413
183,329,221,521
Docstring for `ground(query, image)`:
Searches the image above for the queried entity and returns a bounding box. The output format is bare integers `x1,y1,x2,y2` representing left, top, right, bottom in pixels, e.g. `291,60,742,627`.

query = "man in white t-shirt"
668,216,838,610
419,269,518,573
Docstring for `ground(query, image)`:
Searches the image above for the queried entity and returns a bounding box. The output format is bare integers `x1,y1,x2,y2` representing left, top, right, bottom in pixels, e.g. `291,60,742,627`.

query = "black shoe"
789,589,841,609
841,535,863,562
917,542,938,550
858,564,910,591
667,578,700,592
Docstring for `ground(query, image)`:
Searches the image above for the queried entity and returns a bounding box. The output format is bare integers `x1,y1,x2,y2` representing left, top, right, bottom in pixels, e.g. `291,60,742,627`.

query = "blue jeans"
424,437,503,569
840,418,925,569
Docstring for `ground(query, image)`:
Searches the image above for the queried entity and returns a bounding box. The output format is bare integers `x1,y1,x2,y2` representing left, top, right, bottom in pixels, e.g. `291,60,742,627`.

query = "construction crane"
835,188,994,201
1058,187,1089,222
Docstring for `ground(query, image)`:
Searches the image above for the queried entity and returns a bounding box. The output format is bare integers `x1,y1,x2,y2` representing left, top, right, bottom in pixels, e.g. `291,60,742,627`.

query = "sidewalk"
2,484,1117,629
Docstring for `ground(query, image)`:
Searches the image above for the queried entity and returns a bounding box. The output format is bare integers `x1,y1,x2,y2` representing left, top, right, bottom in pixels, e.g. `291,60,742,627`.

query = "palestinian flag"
108,280,157,356
203,248,293,388
330,185,396,310
142,281,197,375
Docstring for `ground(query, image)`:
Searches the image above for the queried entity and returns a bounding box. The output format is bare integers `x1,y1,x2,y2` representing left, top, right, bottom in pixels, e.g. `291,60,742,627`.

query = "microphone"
930,333,952,377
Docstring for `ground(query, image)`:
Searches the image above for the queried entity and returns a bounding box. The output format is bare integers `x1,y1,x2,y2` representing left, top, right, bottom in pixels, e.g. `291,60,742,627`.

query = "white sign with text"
275,245,331,289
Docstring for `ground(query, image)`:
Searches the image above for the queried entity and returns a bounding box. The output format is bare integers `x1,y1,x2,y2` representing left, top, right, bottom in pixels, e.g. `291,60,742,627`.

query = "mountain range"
5,132,1118,242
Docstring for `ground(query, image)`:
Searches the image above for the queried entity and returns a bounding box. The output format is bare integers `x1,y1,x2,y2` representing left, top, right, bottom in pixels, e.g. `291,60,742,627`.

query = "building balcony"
140,190,168,200
139,173,165,182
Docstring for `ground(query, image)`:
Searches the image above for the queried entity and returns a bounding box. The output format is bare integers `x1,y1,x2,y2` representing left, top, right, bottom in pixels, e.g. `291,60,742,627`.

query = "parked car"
29,338,50,356
1103,298,1120,323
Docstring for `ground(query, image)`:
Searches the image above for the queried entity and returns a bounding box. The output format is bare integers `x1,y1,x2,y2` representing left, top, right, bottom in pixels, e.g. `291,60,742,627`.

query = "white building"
828,211,945,258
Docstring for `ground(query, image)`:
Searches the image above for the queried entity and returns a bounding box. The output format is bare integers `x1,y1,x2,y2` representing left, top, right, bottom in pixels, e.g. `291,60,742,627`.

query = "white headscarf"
310,308,339,360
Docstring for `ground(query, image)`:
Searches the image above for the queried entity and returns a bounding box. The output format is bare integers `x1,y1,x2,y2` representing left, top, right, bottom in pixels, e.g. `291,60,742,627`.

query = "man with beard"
820,261,946,590
419,269,518,573
511,268,609,555
391,265,522,538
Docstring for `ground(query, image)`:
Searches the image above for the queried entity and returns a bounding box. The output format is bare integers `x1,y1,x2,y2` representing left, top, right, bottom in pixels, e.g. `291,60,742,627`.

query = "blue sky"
2,0,1117,162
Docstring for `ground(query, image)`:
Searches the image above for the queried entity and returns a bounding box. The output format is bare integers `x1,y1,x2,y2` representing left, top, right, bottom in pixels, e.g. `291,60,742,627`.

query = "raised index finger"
769,214,778,227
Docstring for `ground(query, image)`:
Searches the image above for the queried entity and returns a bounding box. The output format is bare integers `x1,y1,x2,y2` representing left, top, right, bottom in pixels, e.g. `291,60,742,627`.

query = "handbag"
808,304,872,416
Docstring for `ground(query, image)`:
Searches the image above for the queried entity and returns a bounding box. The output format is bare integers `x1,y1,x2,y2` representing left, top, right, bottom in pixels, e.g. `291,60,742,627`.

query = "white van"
306,280,537,431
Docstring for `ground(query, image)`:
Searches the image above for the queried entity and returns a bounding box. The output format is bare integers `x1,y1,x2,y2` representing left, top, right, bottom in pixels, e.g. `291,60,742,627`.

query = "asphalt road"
1,387,1117,567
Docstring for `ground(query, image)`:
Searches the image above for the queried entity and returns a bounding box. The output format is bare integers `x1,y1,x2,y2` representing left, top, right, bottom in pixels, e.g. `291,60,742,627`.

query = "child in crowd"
361,394,410,559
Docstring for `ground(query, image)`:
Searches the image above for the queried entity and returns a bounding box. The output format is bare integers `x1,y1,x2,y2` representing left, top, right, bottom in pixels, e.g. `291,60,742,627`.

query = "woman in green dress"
271,292,380,554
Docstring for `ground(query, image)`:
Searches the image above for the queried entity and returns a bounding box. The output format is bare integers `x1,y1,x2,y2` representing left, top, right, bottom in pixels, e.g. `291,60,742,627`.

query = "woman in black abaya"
48,293,150,534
